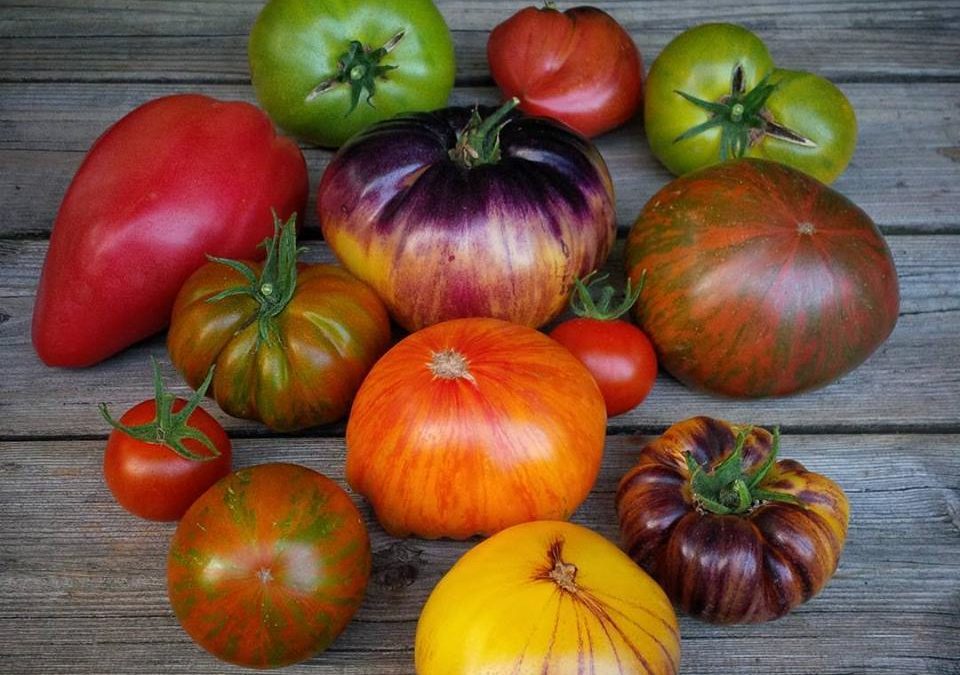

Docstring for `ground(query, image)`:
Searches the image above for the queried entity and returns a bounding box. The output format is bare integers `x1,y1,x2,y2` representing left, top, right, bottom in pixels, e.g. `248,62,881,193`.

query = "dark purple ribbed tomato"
317,100,616,331
625,158,899,397
616,416,849,624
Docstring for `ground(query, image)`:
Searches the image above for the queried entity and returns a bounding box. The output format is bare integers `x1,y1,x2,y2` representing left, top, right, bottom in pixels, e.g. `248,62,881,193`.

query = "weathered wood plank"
1,1,958,83
1,434,958,673
1,81,959,237
1,235,958,438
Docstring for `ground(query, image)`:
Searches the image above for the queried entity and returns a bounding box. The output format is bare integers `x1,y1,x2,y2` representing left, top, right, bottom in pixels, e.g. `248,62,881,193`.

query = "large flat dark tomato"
167,463,371,668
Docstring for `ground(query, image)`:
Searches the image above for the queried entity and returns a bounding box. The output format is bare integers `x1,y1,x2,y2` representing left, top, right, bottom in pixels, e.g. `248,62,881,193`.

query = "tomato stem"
99,358,220,462
206,212,304,346
428,349,477,385
569,270,645,321
449,98,520,168
686,425,802,515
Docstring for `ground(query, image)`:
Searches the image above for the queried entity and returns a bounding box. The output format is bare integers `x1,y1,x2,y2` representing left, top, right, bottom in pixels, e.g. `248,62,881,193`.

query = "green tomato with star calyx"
644,23,857,183
248,0,455,148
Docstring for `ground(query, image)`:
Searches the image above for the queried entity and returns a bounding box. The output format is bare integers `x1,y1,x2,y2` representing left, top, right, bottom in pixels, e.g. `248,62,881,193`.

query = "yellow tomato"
415,521,680,674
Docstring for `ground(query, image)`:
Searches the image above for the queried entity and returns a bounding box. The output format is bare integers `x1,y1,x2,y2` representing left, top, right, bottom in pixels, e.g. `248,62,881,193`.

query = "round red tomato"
167,463,371,668
100,361,231,521
549,273,657,416
487,5,643,137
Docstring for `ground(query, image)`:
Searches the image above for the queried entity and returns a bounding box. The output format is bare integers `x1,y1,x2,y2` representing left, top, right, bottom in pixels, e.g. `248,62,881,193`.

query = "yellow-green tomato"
248,0,455,148
644,23,857,183
415,521,681,674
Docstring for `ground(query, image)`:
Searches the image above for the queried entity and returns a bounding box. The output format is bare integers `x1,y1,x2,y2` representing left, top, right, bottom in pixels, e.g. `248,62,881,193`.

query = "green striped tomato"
167,463,371,668
625,158,899,397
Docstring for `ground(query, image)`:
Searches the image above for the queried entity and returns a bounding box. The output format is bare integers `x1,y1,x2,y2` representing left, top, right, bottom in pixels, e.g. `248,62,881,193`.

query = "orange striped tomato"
345,318,607,539
415,520,681,674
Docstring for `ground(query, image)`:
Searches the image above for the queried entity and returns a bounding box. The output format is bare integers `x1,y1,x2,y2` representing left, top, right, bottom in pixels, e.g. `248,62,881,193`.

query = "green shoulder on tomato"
248,0,456,148
644,23,856,183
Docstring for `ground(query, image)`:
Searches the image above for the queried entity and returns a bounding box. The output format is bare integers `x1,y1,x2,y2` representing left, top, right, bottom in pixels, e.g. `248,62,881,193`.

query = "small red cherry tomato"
487,4,643,137
550,273,657,416
100,360,231,521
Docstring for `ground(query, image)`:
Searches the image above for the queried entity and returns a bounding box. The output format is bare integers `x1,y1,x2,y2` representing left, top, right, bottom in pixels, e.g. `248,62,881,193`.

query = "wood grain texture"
1,435,957,674
1,81,959,237
1,236,958,438
1,1,958,82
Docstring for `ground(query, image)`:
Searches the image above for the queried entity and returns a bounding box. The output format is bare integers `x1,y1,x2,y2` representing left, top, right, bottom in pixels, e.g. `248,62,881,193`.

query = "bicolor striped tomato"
625,158,899,397
616,416,849,624
415,520,681,674
317,100,616,331
168,215,391,432
345,318,607,539
167,463,371,668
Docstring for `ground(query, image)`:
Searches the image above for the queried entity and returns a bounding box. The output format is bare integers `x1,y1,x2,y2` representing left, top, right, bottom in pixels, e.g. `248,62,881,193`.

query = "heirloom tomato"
549,272,657,416
168,463,371,668
645,23,857,183
167,215,391,432
415,520,680,674
487,5,643,137
249,0,455,147
616,416,849,623
100,360,230,521
625,158,899,398
345,318,607,539
318,100,616,331
32,94,307,367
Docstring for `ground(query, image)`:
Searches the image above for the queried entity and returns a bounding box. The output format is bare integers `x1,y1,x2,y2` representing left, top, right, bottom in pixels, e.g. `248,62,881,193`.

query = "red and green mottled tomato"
617,416,849,623
168,463,371,668
644,23,857,183
248,0,455,147
168,215,391,431
625,158,899,398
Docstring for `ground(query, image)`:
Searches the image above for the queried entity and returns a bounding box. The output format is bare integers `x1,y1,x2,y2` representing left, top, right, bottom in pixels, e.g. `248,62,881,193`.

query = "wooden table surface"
2,1,959,673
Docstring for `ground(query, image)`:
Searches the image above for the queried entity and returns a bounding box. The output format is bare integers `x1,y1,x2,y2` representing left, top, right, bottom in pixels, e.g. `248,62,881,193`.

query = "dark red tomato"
100,361,231,521
32,94,308,367
168,463,371,668
487,5,643,137
549,273,657,416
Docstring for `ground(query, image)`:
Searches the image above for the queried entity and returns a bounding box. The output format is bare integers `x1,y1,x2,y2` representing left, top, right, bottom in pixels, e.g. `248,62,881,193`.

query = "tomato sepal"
570,270,645,321
99,358,219,462
306,32,406,114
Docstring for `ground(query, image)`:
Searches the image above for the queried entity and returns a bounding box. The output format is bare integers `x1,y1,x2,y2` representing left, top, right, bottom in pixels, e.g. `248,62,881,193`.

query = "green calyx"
306,31,405,114
99,358,219,462
570,270,645,321
450,97,520,168
674,64,816,159
685,426,801,515
206,212,303,346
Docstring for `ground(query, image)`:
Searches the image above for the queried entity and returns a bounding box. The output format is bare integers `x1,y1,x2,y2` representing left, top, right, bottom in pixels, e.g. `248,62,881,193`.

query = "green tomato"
644,23,857,183
248,0,455,148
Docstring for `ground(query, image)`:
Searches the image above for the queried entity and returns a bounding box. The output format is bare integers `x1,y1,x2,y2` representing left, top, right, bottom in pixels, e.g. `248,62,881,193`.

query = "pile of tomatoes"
33,1,902,672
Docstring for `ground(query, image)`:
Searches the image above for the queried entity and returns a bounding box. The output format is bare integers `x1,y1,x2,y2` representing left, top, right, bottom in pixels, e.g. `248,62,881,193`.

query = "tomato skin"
644,23,856,183
32,94,308,367
249,0,455,147
168,260,391,432
616,417,849,623
415,520,680,674
549,317,657,416
345,318,607,539
625,158,899,397
167,463,371,668
487,5,643,137
103,399,231,521
318,105,616,331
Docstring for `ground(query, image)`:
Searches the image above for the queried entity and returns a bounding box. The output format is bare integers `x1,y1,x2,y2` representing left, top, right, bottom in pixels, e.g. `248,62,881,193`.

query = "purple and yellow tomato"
317,99,616,331
168,463,371,668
